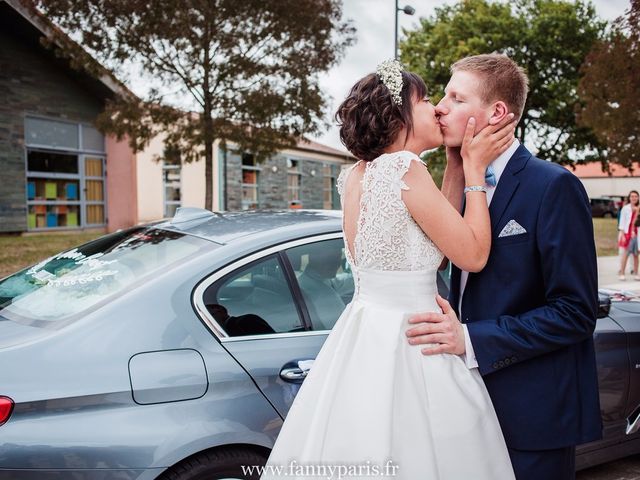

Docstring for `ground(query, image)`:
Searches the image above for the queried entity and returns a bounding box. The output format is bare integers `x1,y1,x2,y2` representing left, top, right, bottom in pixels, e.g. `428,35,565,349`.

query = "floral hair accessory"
376,59,404,106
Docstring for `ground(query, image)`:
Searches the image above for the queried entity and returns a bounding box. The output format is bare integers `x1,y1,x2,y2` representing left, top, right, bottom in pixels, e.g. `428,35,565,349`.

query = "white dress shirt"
460,138,521,369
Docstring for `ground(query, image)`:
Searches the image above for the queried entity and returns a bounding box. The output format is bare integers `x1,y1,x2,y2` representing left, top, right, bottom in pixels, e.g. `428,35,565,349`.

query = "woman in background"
618,190,639,281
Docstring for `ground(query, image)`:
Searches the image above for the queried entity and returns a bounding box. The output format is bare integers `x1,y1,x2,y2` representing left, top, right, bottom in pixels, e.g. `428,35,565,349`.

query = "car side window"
202,255,304,337
285,239,355,331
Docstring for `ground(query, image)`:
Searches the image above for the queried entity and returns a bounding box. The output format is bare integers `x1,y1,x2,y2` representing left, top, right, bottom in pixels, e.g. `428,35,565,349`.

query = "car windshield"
0,227,214,327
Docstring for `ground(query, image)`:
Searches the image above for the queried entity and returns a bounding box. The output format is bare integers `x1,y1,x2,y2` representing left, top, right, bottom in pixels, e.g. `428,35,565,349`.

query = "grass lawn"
0,232,103,279
593,217,618,257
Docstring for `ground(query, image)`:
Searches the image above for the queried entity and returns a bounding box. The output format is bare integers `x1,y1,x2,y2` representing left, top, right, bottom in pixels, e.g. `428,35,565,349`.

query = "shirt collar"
490,138,520,187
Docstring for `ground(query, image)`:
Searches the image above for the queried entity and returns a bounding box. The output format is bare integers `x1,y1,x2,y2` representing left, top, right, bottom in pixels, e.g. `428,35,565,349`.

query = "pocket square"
498,220,527,238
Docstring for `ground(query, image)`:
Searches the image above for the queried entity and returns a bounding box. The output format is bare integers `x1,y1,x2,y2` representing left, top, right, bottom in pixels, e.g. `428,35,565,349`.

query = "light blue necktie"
485,165,497,187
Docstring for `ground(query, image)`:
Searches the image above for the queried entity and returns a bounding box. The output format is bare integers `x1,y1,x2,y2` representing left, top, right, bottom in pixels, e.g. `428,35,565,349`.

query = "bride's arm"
402,115,515,272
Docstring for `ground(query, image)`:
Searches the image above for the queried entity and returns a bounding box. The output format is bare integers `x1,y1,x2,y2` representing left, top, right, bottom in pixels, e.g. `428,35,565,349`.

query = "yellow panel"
86,180,104,201
85,157,103,177
87,205,104,224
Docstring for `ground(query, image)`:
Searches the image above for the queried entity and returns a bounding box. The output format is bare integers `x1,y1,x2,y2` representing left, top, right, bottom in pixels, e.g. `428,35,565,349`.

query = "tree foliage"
578,0,640,169
400,0,606,185
30,0,355,209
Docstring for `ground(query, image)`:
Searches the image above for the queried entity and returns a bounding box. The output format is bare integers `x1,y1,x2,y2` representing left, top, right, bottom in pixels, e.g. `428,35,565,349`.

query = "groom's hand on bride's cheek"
405,294,465,356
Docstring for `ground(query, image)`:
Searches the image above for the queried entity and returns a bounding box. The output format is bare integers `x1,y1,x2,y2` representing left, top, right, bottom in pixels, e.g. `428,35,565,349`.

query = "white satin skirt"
260,268,515,479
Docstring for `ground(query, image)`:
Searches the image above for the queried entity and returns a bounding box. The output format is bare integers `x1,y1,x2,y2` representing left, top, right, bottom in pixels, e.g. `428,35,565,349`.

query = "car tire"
157,447,269,480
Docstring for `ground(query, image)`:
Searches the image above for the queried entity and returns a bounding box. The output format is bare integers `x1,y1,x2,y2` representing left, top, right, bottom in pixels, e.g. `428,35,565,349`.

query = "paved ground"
578,455,640,479
599,255,640,295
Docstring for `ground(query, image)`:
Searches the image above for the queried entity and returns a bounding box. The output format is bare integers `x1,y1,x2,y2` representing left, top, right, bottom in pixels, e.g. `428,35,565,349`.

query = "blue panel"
27,182,36,200
65,183,78,200
46,212,58,227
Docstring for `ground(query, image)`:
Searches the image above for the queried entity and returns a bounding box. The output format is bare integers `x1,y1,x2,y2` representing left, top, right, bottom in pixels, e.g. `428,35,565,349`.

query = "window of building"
323,164,339,210
241,153,260,210
162,147,182,218
287,158,301,208
162,165,181,217
25,117,106,230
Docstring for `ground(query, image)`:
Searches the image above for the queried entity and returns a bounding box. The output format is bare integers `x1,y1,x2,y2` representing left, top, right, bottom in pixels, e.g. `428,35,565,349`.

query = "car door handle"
279,359,315,383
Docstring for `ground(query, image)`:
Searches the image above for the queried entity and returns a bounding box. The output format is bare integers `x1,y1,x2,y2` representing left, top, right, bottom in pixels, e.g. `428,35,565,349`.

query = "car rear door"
193,233,346,418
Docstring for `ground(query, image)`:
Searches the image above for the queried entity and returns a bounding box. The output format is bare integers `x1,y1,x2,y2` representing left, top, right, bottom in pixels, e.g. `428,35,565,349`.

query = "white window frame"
162,163,182,218
241,153,260,210
287,158,302,206
192,232,343,342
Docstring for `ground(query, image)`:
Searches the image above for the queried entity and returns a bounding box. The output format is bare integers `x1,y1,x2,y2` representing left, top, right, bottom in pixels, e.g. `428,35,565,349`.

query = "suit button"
511,356,517,363
492,362,499,369
504,358,511,366
498,360,505,368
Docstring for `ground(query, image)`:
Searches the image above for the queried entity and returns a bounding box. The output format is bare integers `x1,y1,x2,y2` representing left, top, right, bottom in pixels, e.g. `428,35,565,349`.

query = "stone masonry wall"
0,27,104,232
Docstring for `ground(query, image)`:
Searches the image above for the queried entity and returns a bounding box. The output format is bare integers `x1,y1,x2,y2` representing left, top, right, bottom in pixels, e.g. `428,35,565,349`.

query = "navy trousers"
508,446,576,480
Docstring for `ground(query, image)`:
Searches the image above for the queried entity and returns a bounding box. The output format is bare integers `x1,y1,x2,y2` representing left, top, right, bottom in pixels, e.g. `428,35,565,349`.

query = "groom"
406,54,601,480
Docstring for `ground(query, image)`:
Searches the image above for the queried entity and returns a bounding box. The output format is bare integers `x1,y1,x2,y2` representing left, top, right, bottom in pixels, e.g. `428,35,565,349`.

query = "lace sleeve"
385,151,427,194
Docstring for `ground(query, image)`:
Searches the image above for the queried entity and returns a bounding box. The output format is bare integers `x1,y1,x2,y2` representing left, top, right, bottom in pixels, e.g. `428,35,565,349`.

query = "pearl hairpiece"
376,59,404,106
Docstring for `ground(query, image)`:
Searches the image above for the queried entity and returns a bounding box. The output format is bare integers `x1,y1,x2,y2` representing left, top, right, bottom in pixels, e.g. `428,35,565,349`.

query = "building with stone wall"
136,137,355,222
0,0,355,232
0,0,138,234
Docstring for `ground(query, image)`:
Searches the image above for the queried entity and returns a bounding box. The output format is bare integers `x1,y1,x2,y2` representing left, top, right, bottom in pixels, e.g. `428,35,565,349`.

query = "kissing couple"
261,53,601,480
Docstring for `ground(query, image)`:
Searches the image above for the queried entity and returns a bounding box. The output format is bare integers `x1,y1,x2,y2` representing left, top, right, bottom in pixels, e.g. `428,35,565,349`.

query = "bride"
260,60,517,479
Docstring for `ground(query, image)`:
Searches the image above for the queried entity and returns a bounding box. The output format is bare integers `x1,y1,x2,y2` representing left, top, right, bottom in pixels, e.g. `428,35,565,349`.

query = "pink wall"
105,135,138,232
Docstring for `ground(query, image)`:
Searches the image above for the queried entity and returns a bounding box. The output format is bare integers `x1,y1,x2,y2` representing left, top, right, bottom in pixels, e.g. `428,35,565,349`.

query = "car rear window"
0,227,214,327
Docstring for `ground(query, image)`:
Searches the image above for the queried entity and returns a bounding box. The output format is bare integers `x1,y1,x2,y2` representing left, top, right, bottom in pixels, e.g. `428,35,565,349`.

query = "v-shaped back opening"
340,160,365,268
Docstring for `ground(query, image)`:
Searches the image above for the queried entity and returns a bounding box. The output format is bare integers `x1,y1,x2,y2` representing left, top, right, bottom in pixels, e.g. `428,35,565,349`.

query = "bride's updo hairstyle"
335,63,428,161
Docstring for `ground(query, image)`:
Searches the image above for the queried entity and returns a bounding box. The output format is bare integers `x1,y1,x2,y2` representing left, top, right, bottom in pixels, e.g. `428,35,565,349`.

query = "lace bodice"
337,150,444,272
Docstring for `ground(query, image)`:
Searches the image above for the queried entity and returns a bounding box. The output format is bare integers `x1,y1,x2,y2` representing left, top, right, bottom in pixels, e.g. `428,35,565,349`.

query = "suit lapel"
461,145,532,317
489,144,531,232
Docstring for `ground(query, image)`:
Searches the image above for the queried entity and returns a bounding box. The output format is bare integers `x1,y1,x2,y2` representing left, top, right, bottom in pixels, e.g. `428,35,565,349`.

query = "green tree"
577,0,640,169
400,0,606,185
30,0,355,210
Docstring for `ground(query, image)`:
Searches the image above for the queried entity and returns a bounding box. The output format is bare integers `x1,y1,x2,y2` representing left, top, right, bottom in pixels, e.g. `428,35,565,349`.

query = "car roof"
152,208,343,245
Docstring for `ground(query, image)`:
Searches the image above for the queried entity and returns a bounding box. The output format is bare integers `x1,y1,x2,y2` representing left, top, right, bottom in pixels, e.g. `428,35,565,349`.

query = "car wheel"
157,447,268,480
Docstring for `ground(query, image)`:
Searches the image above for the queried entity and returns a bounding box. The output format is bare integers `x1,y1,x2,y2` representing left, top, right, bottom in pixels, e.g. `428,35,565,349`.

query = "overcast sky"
311,0,631,151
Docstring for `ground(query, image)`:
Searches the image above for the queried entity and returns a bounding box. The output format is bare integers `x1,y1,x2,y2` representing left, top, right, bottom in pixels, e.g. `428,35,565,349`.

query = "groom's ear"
487,101,509,125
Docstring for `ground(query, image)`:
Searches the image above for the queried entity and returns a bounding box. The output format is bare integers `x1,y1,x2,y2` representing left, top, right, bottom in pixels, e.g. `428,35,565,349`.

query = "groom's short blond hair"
452,54,529,120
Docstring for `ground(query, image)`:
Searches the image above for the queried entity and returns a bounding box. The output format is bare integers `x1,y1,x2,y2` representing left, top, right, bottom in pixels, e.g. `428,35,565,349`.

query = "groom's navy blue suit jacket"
449,144,602,451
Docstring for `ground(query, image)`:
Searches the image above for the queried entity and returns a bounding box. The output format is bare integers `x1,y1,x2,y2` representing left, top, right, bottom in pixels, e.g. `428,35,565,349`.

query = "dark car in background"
0,208,639,479
591,197,618,218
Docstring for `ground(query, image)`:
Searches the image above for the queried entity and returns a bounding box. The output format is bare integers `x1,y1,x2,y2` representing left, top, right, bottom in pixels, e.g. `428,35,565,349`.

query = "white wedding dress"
260,151,515,479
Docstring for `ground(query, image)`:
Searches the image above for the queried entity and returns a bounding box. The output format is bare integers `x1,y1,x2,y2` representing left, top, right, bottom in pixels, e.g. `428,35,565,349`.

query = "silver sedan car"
0,208,638,479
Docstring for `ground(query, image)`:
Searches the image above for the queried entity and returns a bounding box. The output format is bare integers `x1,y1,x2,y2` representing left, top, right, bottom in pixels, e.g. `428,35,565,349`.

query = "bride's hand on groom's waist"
405,295,466,356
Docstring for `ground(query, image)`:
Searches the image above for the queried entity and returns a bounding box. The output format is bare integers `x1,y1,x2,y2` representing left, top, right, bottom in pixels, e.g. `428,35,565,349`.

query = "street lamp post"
394,0,415,59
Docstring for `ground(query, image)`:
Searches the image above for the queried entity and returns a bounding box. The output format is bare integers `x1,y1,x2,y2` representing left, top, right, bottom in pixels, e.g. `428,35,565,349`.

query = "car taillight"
0,396,14,426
